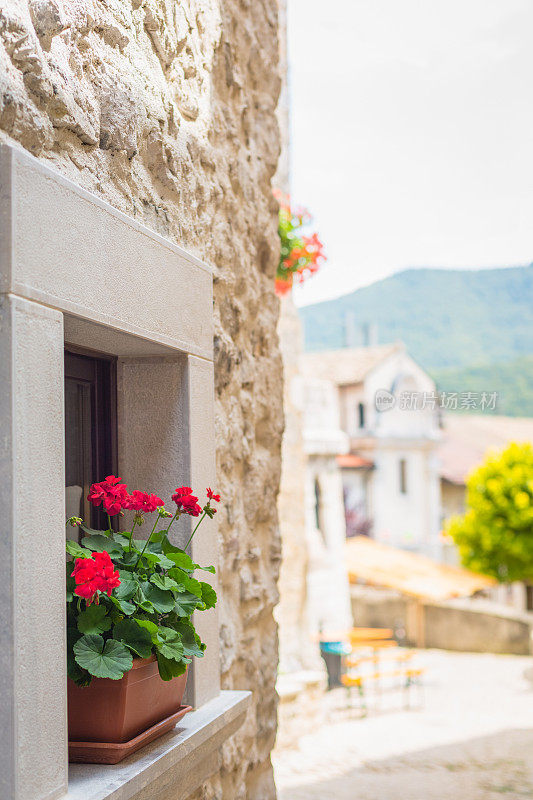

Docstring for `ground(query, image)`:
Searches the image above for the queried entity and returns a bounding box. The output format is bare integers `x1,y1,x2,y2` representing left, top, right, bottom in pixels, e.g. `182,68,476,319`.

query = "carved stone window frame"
0,144,249,800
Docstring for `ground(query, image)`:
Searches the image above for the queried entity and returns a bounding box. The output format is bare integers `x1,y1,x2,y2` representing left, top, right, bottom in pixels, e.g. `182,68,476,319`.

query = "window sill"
66,690,251,800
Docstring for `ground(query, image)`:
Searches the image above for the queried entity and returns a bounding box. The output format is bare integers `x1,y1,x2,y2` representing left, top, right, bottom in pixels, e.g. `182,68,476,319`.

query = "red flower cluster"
171,486,202,517
88,476,128,516
87,477,221,521
278,232,325,294
126,490,163,514
88,476,163,516
274,191,326,296
72,551,121,605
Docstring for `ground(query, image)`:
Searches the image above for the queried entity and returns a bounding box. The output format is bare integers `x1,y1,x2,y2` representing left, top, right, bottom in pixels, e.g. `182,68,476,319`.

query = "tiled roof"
438,414,533,485
301,343,402,386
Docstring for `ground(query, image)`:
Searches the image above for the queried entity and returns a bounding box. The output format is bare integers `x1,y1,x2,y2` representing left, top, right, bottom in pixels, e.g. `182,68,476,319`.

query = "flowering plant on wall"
66,477,219,686
275,189,326,295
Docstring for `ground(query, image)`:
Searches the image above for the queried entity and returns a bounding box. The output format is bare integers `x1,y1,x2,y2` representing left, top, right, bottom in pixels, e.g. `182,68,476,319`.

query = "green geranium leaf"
112,532,132,549
199,564,216,574
81,534,123,557
174,591,201,617
150,528,168,544
156,637,185,662
200,582,217,610
156,652,188,682
117,550,138,567
164,550,196,571
173,620,206,658
81,525,110,537
150,574,179,592
115,576,138,600
77,604,112,635
182,574,203,598
110,596,136,616
141,582,175,614
168,568,202,598
141,551,175,570
133,540,165,554
66,540,92,560
67,626,88,684
134,586,157,613
156,553,176,569
166,568,187,592
113,619,153,658
157,625,180,641
136,619,159,640
73,634,133,680
168,567,202,598
66,563,76,603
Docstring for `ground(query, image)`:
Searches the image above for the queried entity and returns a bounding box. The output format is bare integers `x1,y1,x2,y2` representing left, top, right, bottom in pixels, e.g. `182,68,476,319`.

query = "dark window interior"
314,477,327,544
526,584,533,612
358,402,365,429
64,348,117,531
399,458,408,495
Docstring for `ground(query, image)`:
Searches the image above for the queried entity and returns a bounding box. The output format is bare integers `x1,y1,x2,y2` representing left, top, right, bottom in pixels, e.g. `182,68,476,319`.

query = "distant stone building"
302,343,442,558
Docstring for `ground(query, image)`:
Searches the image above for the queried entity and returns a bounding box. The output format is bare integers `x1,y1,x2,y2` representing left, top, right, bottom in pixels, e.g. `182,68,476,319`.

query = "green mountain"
432,356,533,417
299,265,533,416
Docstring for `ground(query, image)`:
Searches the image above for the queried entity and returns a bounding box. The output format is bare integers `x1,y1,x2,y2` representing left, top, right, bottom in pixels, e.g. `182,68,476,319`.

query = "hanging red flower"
274,189,326,295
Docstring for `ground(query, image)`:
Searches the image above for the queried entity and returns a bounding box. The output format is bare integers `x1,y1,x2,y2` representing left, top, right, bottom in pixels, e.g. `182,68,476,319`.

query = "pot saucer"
68,705,193,764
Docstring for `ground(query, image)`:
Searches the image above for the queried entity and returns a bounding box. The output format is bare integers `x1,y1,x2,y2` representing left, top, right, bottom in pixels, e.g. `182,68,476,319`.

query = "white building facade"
303,344,442,559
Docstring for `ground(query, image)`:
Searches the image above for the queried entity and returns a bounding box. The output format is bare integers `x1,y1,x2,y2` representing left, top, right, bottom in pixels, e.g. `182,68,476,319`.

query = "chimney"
344,311,357,347
362,322,378,347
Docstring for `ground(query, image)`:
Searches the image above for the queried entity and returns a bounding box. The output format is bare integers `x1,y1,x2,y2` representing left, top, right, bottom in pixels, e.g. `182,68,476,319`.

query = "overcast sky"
287,0,533,306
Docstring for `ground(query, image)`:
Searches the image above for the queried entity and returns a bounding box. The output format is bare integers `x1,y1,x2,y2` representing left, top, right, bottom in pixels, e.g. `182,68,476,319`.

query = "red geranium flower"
206,488,221,502
180,495,203,517
172,486,202,517
88,476,128,516
125,489,163,514
143,493,163,513
71,551,121,605
172,486,193,500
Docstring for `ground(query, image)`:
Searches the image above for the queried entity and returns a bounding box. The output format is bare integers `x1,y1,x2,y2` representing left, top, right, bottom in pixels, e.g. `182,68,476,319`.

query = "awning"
345,536,496,601
337,453,374,469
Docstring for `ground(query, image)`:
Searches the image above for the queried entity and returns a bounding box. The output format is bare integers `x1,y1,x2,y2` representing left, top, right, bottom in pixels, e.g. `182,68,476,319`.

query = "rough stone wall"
275,296,316,674
0,1,283,798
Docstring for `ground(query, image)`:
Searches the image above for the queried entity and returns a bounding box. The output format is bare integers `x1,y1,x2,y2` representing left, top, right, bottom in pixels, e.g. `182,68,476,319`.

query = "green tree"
446,442,533,582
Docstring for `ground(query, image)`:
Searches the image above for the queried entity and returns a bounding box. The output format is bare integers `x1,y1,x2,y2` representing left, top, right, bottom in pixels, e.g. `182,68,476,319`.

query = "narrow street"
273,651,533,799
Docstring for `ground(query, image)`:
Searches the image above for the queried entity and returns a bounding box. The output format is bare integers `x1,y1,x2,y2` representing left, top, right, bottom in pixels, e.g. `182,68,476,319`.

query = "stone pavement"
273,650,533,799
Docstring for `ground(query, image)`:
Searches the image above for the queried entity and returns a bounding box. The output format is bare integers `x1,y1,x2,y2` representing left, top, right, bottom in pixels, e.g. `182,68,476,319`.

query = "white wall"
305,458,352,635
370,444,441,556
302,374,352,636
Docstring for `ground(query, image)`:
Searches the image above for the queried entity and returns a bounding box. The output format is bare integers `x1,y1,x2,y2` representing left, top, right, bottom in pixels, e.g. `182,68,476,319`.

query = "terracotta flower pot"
68,656,188,744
